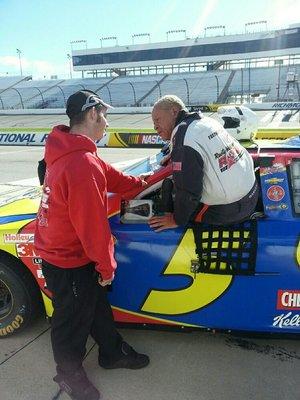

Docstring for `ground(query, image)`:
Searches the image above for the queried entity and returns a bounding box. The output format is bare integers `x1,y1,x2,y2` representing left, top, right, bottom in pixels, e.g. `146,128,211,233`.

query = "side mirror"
120,200,154,224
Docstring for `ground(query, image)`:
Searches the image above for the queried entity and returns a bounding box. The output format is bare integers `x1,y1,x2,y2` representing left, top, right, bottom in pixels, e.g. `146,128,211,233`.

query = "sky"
0,0,299,79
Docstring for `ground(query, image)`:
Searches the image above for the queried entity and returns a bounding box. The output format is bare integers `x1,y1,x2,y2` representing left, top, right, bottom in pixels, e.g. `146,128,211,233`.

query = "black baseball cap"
66,90,111,118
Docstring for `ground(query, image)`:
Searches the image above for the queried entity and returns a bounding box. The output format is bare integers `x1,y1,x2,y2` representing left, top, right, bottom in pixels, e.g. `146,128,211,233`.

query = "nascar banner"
0,126,299,147
0,128,163,148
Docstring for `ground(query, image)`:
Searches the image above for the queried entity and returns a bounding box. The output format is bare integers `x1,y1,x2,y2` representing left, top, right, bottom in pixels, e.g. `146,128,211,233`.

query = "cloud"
266,0,300,29
0,55,29,70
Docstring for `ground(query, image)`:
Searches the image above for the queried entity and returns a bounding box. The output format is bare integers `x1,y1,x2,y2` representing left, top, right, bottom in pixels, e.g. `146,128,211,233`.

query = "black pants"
42,261,123,375
198,180,259,225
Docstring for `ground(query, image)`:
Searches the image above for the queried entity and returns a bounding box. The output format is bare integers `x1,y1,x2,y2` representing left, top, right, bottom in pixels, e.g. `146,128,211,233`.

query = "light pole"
241,68,244,103
100,36,118,47
131,33,150,45
214,74,220,102
277,62,282,101
67,54,73,79
166,29,186,41
16,48,23,76
248,62,251,103
204,25,225,37
70,40,87,51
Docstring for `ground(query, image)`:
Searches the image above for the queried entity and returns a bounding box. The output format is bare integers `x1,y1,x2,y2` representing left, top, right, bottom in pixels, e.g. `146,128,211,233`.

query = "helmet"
217,106,258,141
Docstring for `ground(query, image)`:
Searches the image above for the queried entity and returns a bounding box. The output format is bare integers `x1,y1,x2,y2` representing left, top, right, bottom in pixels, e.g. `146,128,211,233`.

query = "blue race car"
0,138,299,337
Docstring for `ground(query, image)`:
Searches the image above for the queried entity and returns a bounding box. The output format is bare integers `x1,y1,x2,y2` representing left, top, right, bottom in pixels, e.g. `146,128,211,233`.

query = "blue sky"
0,0,299,79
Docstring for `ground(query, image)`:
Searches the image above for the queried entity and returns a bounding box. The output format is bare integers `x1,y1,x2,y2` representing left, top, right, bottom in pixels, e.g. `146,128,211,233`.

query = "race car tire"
0,253,43,338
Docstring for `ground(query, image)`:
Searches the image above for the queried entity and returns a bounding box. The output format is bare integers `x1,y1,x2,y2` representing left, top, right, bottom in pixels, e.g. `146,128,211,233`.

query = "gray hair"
153,95,187,111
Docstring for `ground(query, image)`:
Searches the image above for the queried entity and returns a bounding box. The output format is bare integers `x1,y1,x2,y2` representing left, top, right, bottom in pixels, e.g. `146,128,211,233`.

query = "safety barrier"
0,126,299,148
0,127,163,148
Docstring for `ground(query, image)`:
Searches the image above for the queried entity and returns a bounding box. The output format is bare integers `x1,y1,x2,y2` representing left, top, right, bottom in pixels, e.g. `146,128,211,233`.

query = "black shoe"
53,367,100,400
99,342,150,370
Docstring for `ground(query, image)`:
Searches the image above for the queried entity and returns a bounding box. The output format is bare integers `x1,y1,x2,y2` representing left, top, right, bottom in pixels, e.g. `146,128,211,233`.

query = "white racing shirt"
171,111,256,225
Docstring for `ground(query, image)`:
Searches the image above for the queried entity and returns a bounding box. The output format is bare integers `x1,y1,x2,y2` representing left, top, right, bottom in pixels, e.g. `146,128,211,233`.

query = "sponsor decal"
266,203,288,211
172,162,182,171
260,163,285,176
189,104,220,112
273,312,300,328
111,132,164,147
267,185,285,202
0,132,49,146
3,233,34,244
0,315,24,336
16,243,39,258
271,102,300,110
33,257,43,265
277,290,300,310
208,131,218,140
214,143,243,173
37,185,50,226
141,135,163,145
36,268,44,279
264,177,284,185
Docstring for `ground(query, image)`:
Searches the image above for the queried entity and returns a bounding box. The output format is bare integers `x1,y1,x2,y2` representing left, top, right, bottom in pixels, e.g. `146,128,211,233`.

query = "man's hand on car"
149,212,178,232
139,172,153,186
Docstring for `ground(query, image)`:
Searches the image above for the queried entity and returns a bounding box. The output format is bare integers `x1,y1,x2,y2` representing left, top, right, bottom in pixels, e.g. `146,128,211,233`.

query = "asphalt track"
0,146,300,400
0,110,299,130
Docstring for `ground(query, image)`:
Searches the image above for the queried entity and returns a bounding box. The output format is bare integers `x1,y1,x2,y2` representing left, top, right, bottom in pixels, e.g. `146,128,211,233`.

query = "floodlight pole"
70,40,87,51
100,36,118,47
166,29,187,41
16,48,23,76
214,75,220,101
204,25,225,37
245,20,267,34
67,54,73,79
132,33,151,45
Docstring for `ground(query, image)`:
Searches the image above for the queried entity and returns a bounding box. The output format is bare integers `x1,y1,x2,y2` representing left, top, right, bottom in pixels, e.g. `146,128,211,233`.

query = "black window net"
192,220,257,275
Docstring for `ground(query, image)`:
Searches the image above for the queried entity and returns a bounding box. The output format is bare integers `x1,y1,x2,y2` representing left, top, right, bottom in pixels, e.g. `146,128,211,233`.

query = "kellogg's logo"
277,290,300,310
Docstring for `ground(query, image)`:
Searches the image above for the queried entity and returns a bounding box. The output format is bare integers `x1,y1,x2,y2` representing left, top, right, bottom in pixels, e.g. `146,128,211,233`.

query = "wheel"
0,254,43,337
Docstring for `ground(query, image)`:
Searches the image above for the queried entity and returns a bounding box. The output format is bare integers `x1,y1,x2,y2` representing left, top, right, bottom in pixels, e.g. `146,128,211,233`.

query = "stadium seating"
229,65,300,102
0,65,299,110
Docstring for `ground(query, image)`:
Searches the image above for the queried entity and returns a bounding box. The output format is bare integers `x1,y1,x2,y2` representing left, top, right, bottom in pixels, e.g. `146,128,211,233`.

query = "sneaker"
99,342,150,370
53,367,100,400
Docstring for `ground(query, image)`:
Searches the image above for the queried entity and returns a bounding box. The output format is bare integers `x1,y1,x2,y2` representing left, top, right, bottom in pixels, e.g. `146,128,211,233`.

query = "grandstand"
0,23,300,110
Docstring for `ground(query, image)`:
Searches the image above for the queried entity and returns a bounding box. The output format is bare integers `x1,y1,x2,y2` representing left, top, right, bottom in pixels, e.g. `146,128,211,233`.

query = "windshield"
122,151,165,176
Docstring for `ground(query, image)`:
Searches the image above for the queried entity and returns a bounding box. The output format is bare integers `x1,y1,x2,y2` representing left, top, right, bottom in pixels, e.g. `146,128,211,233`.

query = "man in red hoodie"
34,90,149,400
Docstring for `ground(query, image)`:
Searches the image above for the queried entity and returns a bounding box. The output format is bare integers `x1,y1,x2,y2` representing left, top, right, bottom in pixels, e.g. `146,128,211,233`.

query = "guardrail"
0,126,299,148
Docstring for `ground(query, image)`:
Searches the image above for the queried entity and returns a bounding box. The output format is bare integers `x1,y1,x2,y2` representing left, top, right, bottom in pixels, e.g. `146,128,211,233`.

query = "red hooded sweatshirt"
34,125,143,280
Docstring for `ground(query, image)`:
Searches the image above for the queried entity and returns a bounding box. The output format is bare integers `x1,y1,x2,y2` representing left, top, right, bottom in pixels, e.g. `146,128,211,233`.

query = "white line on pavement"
0,148,42,155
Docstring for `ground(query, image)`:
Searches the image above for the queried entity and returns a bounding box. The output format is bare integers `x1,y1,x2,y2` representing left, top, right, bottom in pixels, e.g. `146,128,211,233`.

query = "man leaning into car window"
34,90,149,400
149,95,258,232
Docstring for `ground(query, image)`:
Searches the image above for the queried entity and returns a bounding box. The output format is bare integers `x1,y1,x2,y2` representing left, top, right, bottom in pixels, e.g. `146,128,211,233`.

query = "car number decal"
141,229,233,315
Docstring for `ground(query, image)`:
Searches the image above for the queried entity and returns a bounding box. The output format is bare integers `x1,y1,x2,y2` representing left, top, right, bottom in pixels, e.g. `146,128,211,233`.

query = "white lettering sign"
3,233,34,244
273,312,300,328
